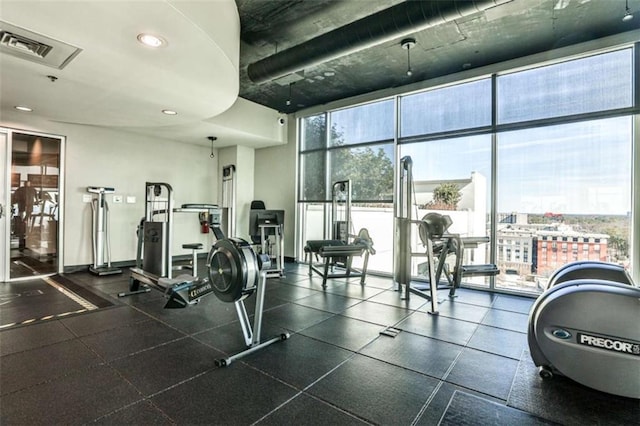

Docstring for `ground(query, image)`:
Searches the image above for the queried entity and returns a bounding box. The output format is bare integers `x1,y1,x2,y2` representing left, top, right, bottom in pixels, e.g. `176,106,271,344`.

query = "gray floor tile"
93,400,174,425
256,393,369,425
446,348,519,400
80,319,185,361
481,308,530,333
60,305,150,337
0,339,101,395
245,333,354,389
398,311,479,345
299,315,385,352
110,337,223,396
294,292,362,313
0,320,75,356
360,331,462,379
151,363,298,425
262,303,334,332
467,324,528,359
0,364,141,425
341,300,413,327
307,354,439,425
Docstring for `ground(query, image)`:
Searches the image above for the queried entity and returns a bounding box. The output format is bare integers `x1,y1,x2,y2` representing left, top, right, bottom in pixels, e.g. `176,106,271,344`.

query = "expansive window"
298,100,395,272
399,135,493,286
495,117,632,290
401,78,492,137
497,50,633,124
298,46,636,294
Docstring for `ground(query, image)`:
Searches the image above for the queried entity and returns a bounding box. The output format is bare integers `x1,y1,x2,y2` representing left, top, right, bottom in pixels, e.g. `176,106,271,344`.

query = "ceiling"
237,0,639,113
1,0,638,148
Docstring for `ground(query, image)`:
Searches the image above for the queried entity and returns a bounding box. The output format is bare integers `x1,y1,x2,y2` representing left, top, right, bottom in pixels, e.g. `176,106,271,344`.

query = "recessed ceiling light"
162,109,177,115
323,71,336,77
137,33,166,48
15,105,33,112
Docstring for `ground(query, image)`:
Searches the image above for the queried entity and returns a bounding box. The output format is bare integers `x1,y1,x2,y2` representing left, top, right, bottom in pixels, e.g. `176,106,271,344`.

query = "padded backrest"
251,200,266,210
250,200,266,244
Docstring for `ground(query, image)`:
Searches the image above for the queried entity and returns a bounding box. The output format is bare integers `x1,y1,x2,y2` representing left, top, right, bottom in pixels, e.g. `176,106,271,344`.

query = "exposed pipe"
247,0,511,84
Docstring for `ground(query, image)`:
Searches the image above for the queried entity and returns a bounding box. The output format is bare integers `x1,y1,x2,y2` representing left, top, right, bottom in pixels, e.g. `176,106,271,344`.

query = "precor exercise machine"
304,180,376,288
528,261,640,398
87,186,122,276
394,156,498,314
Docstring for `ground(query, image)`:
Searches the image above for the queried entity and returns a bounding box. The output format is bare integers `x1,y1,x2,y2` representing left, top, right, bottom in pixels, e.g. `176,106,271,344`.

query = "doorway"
5,130,64,280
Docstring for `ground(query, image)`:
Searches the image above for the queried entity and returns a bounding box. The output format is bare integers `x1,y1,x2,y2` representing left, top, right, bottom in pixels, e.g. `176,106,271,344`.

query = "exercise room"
1,1,638,425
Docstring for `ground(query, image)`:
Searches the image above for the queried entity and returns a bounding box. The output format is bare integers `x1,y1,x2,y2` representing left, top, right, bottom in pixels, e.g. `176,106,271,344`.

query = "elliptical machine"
87,186,121,276
528,261,640,399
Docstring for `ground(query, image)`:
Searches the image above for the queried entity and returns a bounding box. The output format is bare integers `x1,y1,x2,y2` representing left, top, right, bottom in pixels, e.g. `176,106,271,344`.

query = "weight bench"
304,228,375,288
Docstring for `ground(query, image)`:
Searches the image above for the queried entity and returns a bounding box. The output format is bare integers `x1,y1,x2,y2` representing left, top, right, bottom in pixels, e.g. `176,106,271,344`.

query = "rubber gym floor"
1,262,637,425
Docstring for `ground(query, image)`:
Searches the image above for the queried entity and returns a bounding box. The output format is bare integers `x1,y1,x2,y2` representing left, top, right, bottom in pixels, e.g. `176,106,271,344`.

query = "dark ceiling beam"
247,0,512,84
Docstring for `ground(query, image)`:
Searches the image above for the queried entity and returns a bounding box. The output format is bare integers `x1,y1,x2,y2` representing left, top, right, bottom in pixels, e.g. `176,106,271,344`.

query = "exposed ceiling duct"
247,0,512,84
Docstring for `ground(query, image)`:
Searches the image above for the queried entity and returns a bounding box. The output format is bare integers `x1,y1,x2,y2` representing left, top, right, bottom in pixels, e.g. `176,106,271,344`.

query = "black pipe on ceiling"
247,0,512,84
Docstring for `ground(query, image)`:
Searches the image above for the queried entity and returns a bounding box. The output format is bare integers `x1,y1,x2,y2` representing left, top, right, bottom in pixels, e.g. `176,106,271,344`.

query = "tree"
424,182,461,210
300,115,394,202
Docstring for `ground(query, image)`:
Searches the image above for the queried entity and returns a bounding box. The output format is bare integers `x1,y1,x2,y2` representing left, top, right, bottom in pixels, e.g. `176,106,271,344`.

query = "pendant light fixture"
286,82,294,106
208,136,217,158
623,0,634,21
401,38,416,77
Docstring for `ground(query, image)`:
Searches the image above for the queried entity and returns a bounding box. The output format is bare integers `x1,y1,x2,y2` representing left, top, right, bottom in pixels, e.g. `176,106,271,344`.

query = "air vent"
0,31,53,58
0,20,81,69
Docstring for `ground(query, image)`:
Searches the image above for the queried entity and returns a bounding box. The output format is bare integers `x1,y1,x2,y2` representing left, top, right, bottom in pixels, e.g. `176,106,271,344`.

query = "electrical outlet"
126,196,136,204
82,194,92,203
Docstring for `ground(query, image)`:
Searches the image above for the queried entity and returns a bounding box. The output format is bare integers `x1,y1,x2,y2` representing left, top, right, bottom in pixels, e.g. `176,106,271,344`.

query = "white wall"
217,145,255,241
2,113,219,268
254,119,297,258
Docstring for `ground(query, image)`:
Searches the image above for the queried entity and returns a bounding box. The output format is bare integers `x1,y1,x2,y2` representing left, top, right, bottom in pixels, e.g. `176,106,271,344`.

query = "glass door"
9,131,63,279
1,130,7,282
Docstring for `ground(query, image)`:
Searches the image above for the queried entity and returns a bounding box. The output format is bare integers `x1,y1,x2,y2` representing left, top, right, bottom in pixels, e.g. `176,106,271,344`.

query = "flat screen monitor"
249,209,284,239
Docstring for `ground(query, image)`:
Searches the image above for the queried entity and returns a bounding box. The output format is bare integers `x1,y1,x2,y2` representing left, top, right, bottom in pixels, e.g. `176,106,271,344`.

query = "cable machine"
126,182,220,306
394,156,499,314
221,165,236,237
87,186,121,276
331,180,352,242
304,180,375,287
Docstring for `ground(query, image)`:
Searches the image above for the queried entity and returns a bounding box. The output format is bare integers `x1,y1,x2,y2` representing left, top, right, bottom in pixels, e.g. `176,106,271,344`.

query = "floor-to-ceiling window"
398,78,494,286
493,49,634,290
298,100,395,272
297,45,636,294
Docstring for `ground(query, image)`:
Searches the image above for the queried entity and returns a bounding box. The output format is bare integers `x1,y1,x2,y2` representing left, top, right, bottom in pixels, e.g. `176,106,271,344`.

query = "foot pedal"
380,327,401,338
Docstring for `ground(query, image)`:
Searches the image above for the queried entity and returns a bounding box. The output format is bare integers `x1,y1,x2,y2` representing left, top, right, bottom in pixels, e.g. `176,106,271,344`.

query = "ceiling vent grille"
0,20,81,69
0,31,53,58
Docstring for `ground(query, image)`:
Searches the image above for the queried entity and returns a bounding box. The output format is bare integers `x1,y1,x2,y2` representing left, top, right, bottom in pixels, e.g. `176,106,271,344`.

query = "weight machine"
125,182,220,307
87,186,121,276
394,156,499,314
304,180,375,288
249,205,285,278
221,165,236,238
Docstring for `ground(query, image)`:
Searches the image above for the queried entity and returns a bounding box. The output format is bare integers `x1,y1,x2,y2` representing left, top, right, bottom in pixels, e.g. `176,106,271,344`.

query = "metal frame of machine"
87,186,121,276
304,180,375,287
394,156,499,314
125,182,220,307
